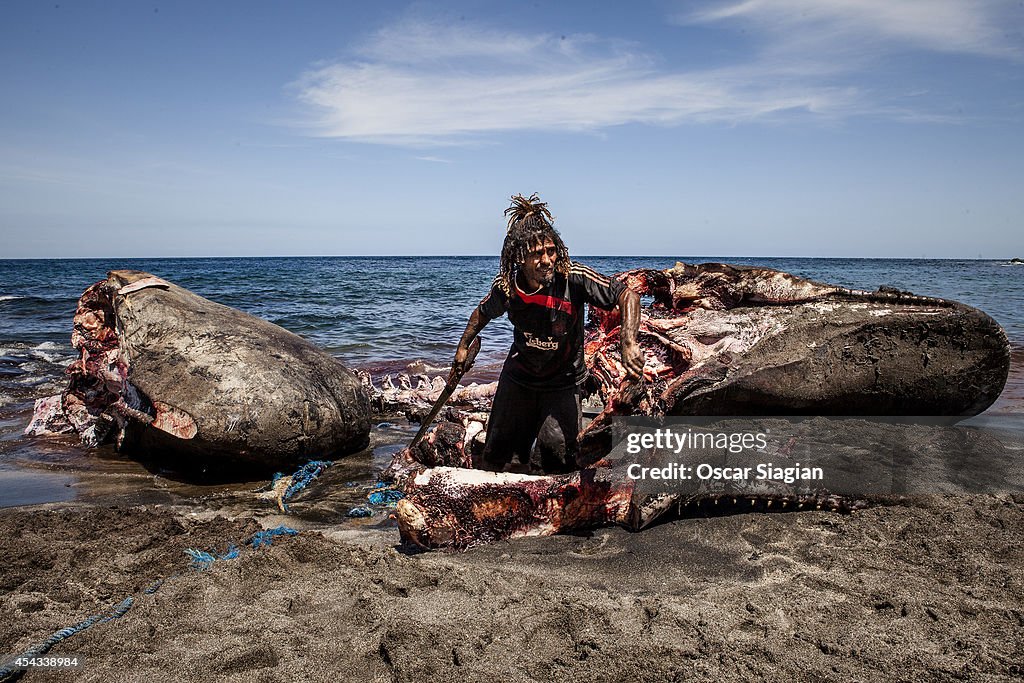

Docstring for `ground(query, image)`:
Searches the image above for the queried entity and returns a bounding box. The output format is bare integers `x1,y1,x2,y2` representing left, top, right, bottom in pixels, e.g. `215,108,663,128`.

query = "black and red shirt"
478,261,625,390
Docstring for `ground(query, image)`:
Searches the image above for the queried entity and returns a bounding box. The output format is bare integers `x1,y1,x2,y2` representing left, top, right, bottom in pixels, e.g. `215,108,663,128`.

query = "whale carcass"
27,270,371,472
386,262,1011,548
587,262,1008,417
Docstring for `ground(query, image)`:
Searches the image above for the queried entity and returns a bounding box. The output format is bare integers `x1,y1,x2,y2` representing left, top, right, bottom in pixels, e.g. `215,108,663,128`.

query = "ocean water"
1,256,1022,507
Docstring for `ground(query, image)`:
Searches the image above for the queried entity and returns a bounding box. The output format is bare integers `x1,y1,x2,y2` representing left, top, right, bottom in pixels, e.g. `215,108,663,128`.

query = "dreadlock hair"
496,193,571,296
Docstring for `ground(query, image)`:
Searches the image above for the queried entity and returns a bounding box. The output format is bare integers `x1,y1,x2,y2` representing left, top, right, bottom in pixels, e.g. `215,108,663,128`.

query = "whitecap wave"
0,343,33,355
0,295,25,301
30,342,71,364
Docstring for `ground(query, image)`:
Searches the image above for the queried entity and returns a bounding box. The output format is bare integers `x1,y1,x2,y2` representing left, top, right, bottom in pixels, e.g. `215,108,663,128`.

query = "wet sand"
2,491,1022,682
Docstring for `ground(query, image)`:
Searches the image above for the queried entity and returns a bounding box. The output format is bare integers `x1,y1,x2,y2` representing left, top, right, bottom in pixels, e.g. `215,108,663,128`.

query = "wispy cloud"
292,18,858,145
291,4,1021,146
681,0,1022,60
0,166,87,187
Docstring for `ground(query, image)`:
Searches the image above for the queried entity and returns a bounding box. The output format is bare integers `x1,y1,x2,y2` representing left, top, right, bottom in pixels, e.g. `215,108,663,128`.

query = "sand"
2,492,1022,682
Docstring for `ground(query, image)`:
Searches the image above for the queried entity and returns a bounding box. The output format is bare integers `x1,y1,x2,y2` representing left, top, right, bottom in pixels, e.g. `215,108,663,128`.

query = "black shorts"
479,375,581,474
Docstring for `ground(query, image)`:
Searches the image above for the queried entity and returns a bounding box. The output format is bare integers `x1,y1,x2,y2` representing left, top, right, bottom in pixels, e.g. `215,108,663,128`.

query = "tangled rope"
0,525,298,682
263,461,405,519
264,460,333,512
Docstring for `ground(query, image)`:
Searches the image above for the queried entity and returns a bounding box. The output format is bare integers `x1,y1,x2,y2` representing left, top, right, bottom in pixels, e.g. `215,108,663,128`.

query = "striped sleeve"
568,261,626,310
477,273,508,319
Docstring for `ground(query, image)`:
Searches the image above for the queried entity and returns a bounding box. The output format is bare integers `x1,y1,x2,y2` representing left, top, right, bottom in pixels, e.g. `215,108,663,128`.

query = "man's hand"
450,336,483,383
450,344,470,382
620,338,644,381
450,311,490,383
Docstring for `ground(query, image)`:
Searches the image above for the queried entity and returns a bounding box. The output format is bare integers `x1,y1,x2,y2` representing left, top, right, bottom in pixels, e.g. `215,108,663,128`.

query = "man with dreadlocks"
452,193,643,474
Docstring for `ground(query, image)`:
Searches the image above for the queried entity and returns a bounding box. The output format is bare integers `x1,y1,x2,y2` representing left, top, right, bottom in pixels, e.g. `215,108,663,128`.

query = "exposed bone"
25,394,74,436
357,368,497,416
394,449,862,550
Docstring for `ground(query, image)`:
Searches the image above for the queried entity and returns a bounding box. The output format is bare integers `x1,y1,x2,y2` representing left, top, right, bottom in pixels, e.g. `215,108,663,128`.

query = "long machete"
409,336,481,450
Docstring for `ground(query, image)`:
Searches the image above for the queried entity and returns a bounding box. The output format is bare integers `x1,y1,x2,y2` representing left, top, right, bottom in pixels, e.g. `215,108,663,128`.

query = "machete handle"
464,336,482,371
449,336,482,383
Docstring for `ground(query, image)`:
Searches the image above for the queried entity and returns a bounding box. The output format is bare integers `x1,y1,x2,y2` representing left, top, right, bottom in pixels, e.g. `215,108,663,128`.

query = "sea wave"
29,344,72,364
0,295,55,306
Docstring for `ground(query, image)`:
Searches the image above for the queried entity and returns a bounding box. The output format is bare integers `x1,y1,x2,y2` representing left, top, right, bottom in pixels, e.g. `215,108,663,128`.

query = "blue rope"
275,460,333,512
0,596,135,682
341,482,405,517
185,544,240,570
0,526,300,682
184,548,217,568
284,461,332,498
270,465,402,516
367,488,404,506
249,525,298,548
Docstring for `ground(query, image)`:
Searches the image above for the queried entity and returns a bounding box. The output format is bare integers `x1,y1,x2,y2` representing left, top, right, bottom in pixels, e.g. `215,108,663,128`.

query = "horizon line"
1,255,1017,262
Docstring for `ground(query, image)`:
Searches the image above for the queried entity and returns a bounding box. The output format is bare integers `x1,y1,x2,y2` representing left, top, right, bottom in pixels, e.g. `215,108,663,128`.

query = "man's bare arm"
452,308,491,378
617,288,644,380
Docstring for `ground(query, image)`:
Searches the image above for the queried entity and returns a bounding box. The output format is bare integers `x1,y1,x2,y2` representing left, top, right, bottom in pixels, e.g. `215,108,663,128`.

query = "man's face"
519,238,558,290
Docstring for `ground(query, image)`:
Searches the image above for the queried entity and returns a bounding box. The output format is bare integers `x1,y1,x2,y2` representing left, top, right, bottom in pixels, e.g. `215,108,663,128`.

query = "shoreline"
3,255,1021,262
3,351,1024,511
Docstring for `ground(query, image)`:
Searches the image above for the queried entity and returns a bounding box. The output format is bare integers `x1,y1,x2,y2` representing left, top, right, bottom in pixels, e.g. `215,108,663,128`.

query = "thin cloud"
0,167,85,187
682,0,1022,60
291,4,1021,146
292,19,857,145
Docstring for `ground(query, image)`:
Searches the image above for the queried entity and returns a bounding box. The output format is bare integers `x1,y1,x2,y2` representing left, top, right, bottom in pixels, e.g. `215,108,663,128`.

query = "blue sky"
1,0,1021,258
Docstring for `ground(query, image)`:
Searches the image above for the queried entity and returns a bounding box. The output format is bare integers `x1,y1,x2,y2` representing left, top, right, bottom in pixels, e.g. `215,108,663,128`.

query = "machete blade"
409,336,481,450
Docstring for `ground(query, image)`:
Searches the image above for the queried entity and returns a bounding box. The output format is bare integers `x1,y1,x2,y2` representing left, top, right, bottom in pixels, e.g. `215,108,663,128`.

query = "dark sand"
3,355,1023,682
2,492,1022,682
